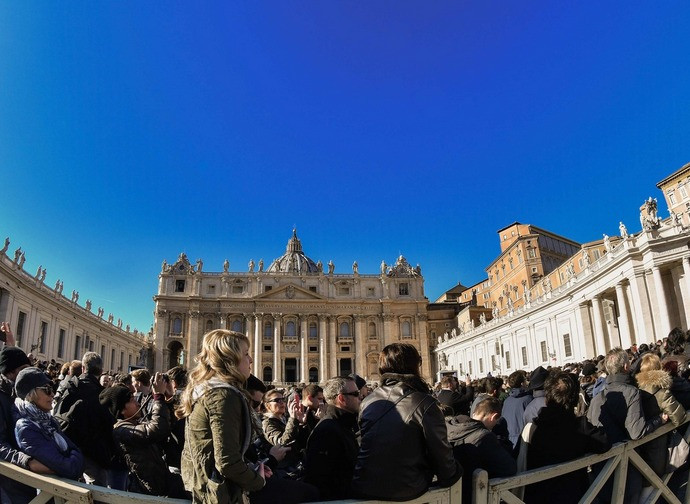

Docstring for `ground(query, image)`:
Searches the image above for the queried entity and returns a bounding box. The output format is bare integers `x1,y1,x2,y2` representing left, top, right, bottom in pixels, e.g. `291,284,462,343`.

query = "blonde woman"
261,389,305,448
636,352,686,476
178,330,268,503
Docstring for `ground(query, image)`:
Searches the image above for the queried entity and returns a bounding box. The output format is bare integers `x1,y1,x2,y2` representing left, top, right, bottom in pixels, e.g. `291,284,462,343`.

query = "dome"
267,229,319,274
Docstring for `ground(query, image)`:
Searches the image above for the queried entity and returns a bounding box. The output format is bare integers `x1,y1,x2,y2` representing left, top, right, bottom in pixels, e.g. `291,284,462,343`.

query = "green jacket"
181,381,265,503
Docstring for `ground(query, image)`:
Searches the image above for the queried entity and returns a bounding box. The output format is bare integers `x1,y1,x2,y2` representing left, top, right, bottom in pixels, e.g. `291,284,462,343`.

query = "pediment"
255,283,326,301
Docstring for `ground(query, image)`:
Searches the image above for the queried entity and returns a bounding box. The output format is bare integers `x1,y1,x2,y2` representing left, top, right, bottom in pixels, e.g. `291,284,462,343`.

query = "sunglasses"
267,398,285,403
36,385,54,395
341,391,361,398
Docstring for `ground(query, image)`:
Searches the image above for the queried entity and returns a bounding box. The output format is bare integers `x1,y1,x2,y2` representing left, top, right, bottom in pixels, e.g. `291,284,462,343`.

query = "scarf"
14,398,69,453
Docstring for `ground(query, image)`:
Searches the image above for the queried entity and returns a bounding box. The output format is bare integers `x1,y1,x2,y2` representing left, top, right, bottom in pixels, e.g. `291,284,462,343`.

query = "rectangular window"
120,351,124,370
263,345,272,351
469,361,473,375
89,340,94,351
491,355,496,370
540,341,548,362
207,284,216,294
58,329,66,359
479,358,484,374
593,250,601,259
74,336,81,360
505,351,511,369
680,185,688,199
528,249,536,259
521,346,528,366
175,280,185,292
399,283,409,296
39,321,47,354
264,286,272,292
563,333,572,357
495,342,500,354
309,346,318,352
16,311,26,347
232,285,243,294
309,286,317,293
111,348,116,369
669,191,677,205
337,286,350,296
341,346,351,352
367,287,376,297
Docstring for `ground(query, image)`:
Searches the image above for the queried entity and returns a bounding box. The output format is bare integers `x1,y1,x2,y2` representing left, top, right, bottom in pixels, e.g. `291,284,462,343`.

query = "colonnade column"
382,314,394,345
614,283,632,350
354,315,366,378
329,317,337,378
627,274,651,344
318,314,327,384
417,314,431,381
682,257,690,322
273,314,282,384
590,296,607,355
253,314,262,377
300,316,308,383
652,266,672,339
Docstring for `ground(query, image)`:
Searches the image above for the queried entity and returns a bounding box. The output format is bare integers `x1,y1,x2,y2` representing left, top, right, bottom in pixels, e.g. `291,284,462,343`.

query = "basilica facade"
152,230,431,384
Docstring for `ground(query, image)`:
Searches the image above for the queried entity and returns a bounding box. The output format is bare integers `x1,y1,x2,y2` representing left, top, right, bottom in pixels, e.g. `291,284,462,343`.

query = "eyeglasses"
36,385,54,395
267,398,285,403
341,391,361,398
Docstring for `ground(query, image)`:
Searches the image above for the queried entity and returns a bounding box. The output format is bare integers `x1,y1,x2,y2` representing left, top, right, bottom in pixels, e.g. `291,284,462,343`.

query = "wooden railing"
472,411,690,504
0,460,461,504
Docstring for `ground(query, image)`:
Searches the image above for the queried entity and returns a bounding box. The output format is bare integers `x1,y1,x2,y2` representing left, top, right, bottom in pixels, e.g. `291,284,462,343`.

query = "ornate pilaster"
273,314,282,383
614,283,632,350
328,316,337,378
253,314,263,377
354,314,366,378
318,314,328,383
299,315,308,383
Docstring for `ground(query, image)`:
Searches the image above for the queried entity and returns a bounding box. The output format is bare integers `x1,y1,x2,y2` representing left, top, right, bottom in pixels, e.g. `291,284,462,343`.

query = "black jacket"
304,405,358,500
351,373,461,501
446,415,516,503
526,404,610,504
437,386,474,416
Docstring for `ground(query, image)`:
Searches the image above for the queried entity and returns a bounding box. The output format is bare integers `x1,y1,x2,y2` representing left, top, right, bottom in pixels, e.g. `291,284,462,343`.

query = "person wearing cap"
100,376,187,497
523,366,549,424
13,367,83,480
0,342,54,504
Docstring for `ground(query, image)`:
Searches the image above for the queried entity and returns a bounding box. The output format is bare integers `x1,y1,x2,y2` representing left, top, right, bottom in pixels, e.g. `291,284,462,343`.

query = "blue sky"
1,2,689,333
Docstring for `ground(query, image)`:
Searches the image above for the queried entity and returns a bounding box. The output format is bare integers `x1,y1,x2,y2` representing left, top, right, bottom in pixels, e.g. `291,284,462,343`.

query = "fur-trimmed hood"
636,369,672,391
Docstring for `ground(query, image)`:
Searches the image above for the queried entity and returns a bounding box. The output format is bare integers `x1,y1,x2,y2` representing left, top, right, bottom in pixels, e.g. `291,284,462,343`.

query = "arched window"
263,366,273,383
309,322,317,339
368,322,376,339
401,320,412,338
264,322,273,339
340,322,350,338
309,367,319,383
286,321,296,337
172,317,182,334
206,319,214,331
232,319,242,332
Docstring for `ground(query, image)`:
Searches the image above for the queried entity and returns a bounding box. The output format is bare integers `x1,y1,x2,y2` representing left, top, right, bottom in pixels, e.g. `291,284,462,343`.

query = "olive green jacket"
181,381,265,504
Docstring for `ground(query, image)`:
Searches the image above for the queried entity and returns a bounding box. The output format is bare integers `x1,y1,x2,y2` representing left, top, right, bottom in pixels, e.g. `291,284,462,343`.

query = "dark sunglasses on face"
341,391,360,398
36,385,54,395
267,398,285,403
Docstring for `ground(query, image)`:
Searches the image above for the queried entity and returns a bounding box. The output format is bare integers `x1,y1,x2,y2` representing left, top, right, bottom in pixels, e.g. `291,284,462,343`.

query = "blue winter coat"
14,412,84,480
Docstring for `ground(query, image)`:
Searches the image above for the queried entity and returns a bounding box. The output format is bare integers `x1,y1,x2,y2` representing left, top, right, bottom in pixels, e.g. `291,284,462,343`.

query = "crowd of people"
0,320,689,504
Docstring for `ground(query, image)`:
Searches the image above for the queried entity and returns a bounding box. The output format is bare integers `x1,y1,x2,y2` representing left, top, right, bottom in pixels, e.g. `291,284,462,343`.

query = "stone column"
354,315,366,378
574,303,594,360
300,316,308,383
652,266,672,339
273,314,282,384
670,266,688,330
382,314,395,345
590,296,607,356
681,257,690,326
329,317,337,378
417,314,431,381
318,314,327,383
253,314,262,376
628,273,652,344
614,283,632,350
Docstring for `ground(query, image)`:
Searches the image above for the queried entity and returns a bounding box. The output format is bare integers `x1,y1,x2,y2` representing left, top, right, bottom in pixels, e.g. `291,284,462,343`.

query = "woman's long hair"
177,329,249,418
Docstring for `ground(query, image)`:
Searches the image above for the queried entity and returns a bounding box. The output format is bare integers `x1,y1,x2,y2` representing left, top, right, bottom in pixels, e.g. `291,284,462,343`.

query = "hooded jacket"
181,379,264,504
351,373,461,501
502,388,533,447
446,415,516,503
635,369,686,475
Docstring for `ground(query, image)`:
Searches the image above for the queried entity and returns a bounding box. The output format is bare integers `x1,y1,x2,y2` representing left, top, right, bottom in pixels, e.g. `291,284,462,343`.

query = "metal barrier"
472,411,690,504
0,460,461,504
